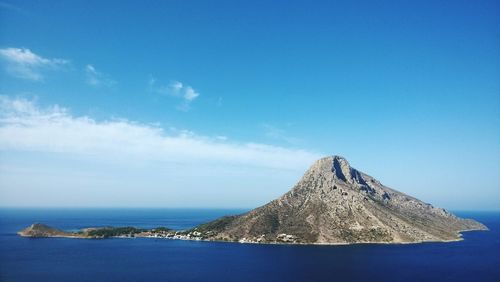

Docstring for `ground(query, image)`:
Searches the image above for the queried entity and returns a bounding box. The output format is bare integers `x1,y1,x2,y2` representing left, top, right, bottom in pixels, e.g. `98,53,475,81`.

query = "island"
19,156,488,244
18,223,210,240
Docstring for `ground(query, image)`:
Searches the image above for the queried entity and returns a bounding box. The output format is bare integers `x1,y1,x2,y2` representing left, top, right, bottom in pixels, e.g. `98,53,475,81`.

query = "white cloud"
0,96,321,170
149,77,200,111
85,64,116,87
169,81,183,93
184,86,199,101
262,123,302,145
0,47,69,81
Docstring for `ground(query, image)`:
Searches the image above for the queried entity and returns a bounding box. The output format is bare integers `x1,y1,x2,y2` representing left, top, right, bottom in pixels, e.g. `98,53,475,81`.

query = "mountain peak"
194,154,487,244
332,155,348,161
331,155,352,181
310,155,355,183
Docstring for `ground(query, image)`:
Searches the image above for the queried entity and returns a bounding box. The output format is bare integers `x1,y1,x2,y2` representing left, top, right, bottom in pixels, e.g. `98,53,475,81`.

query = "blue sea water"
0,209,499,282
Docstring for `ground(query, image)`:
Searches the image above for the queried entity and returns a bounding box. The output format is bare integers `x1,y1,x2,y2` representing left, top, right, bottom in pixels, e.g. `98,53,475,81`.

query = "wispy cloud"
216,96,223,107
0,47,69,81
149,77,200,111
262,123,302,145
0,96,320,170
85,64,116,87
0,2,23,13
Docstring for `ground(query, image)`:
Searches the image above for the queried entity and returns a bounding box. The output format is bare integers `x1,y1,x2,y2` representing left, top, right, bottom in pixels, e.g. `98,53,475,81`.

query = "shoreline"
17,227,487,246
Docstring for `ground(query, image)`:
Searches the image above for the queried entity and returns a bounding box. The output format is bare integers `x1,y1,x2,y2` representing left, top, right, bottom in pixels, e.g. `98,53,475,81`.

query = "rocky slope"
193,156,487,244
18,223,79,238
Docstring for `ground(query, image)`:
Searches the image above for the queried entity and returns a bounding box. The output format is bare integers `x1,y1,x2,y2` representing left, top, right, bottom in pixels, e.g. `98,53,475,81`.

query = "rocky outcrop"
17,223,78,238
194,156,487,244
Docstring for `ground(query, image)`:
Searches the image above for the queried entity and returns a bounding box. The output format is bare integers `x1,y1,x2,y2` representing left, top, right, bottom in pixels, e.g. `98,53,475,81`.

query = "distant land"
19,156,487,244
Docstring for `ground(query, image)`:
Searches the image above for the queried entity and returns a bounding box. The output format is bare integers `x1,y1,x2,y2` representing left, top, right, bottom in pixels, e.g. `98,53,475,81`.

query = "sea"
0,208,498,282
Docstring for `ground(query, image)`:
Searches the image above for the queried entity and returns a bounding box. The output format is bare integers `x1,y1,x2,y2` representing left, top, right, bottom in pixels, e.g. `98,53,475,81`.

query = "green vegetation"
151,227,172,232
86,227,145,238
193,215,238,233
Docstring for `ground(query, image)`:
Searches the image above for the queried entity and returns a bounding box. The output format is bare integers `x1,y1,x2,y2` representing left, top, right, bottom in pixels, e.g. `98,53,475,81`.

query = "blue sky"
0,0,499,209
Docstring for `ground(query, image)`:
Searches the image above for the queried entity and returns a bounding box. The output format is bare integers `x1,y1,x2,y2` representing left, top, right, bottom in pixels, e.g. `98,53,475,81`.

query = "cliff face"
197,156,487,244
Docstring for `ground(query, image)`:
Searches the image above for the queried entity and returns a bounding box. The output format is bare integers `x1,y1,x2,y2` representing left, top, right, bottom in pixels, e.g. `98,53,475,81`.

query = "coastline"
17,225,487,246
4,210,498,282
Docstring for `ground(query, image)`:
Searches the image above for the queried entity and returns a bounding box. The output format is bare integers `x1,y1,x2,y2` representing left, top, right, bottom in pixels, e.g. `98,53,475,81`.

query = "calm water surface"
0,208,499,281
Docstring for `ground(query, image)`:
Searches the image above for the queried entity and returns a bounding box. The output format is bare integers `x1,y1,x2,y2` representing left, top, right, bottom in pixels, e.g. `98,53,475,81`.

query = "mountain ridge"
192,155,487,244
18,155,487,244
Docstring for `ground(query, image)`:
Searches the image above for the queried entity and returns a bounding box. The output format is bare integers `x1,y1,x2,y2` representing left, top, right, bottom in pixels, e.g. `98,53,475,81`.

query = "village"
136,228,300,244
135,228,213,241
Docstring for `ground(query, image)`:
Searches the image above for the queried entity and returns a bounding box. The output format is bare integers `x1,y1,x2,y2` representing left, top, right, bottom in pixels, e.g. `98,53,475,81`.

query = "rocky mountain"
18,223,77,238
194,156,487,244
